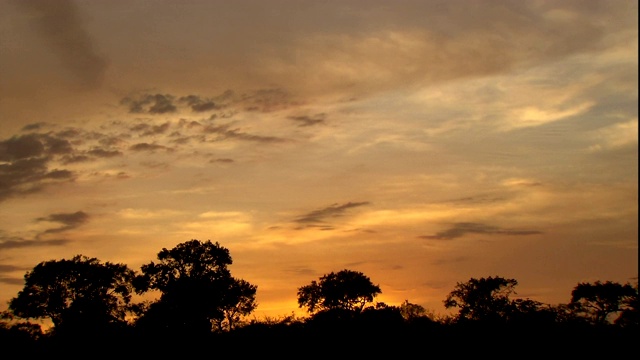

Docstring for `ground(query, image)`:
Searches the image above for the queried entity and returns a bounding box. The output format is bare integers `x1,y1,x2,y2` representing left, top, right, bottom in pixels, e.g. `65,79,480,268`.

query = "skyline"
0,0,637,321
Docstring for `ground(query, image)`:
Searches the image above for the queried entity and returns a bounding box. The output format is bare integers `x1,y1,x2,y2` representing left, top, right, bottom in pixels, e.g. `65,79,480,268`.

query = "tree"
212,278,258,332
297,269,381,314
443,276,517,323
615,282,638,328
569,280,637,325
134,239,257,334
8,255,135,335
399,300,428,321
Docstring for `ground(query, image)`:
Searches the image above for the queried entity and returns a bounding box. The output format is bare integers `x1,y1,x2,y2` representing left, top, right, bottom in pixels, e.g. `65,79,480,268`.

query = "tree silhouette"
8,255,135,335
213,278,258,331
297,269,381,314
134,239,257,335
399,299,428,321
443,276,517,323
615,282,639,328
569,280,637,325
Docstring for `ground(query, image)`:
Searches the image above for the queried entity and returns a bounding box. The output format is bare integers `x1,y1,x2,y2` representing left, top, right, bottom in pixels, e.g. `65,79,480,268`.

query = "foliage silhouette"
1,240,637,356
616,282,639,328
133,239,257,335
297,269,381,314
569,280,637,325
443,275,518,323
8,255,135,336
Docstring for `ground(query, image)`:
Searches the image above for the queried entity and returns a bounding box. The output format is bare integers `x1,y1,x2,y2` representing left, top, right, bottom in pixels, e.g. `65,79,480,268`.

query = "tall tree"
8,255,135,334
297,269,381,314
443,276,517,322
569,280,637,325
615,282,639,328
134,239,257,334
213,278,258,332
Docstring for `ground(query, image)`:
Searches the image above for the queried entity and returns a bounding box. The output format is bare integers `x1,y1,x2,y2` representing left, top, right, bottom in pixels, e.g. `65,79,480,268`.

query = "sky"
0,0,637,322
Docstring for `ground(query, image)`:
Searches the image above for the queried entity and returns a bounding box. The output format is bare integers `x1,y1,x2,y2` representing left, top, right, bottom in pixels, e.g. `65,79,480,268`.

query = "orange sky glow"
0,0,637,322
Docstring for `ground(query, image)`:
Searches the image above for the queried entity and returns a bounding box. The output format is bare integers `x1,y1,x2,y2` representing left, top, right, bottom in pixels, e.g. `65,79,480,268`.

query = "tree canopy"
133,239,257,334
8,255,135,335
443,276,518,322
570,280,637,325
297,269,381,314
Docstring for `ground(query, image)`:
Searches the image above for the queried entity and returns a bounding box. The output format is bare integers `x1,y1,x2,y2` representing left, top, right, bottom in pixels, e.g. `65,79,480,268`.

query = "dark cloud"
130,122,171,136
202,124,287,143
179,95,218,112
99,136,125,147
121,89,298,117
178,119,203,128
21,123,47,132
147,122,170,135
14,0,108,89
129,143,171,152
121,94,177,114
55,128,82,138
288,113,327,127
0,277,25,285
0,133,75,162
0,264,22,272
0,157,75,202
36,211,90,234
285,266,317,277
420,222,542,240
87,148,123,158
45,169,74,179
61,154,90,164
0,134,45,161
210,158,234,164
295,201,370,224
0,238,70,250
41,135,73,155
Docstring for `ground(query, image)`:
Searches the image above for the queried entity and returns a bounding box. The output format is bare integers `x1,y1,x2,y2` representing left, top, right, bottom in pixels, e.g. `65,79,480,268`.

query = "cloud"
295,201,371,224
239,88,299,113
121,94,177,114
0,238,70,250
588,119,638,152
288,113,327,127
0,264,22,272
129,143,172,152
0,277,25,285
0,134,45,161
202,124,288,143
0,157,75,202
0,132,100,202
420,222,542,240
87,148,123,158
13,0,108,89
21,123,48,132
210,158,234,164
36,210,90,234
179,95,218,112
130,122,171,136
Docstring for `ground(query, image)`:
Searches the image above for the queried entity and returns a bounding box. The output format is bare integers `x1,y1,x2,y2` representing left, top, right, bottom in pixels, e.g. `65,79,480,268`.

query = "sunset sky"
0,0,637,322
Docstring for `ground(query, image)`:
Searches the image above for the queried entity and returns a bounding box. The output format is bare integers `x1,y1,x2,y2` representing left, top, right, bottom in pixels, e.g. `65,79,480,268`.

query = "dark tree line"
1,239,637,355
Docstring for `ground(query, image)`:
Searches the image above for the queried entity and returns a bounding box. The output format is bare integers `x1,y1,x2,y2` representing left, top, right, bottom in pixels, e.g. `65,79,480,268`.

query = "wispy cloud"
295,201,371,224
420,222,541,240
13,0,108,89
36,210,90,234
202,124,288,143
288,113,327,127
121,93,177,114
0,238,70,250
